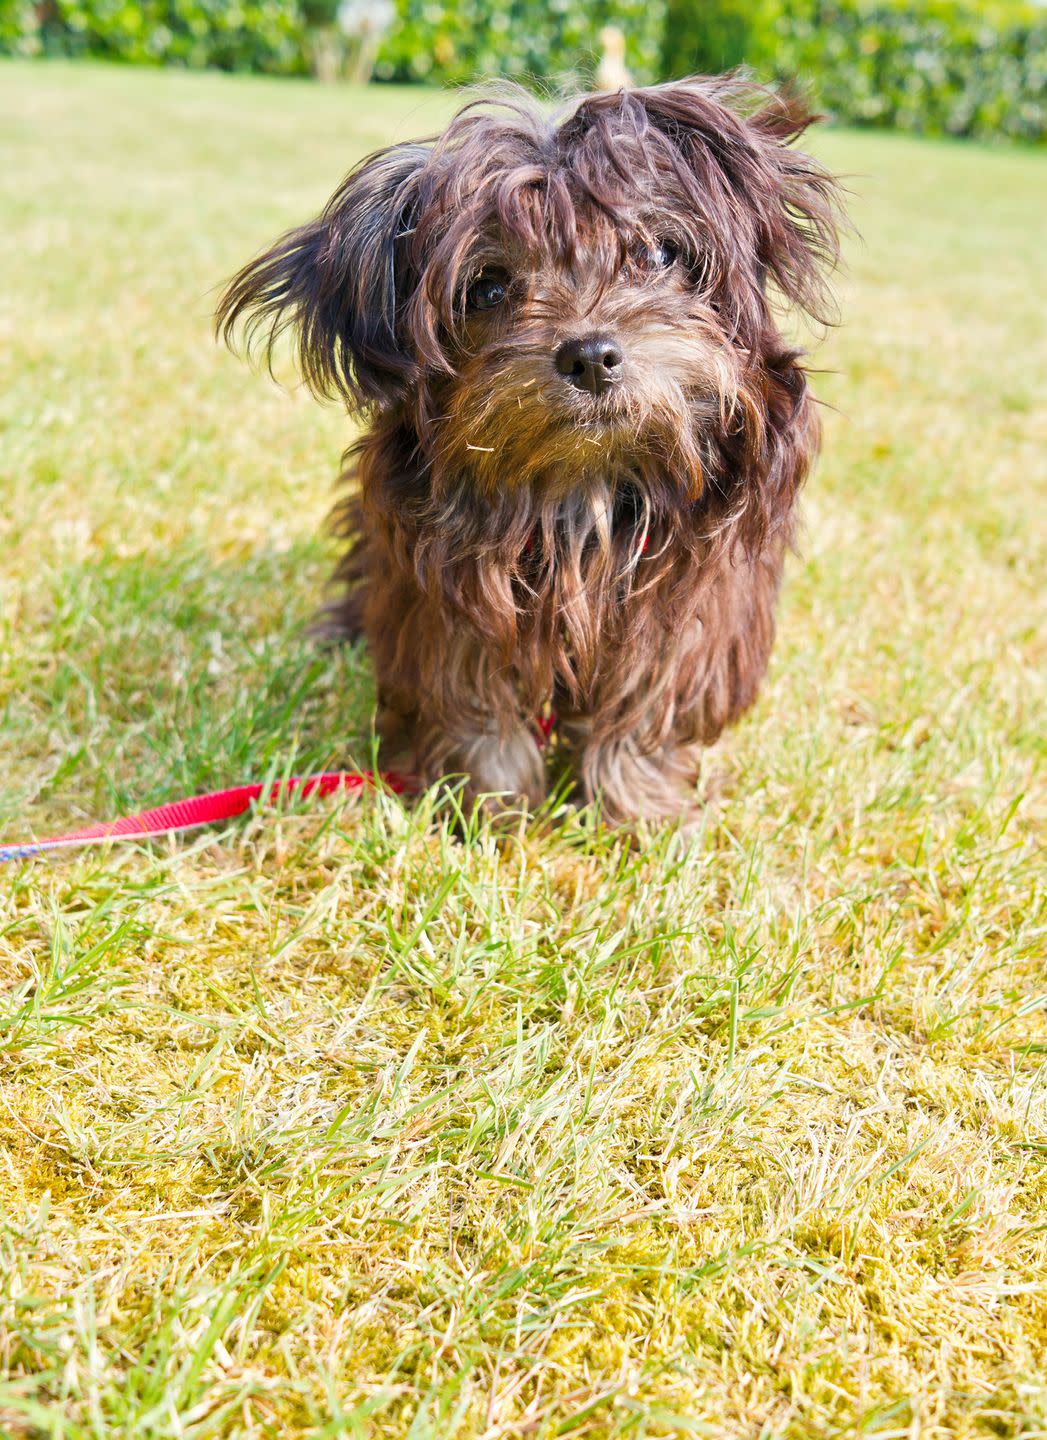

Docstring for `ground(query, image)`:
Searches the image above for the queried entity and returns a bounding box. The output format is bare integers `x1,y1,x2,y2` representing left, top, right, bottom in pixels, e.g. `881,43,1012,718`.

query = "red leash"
0,713,558,865
0,770,411,865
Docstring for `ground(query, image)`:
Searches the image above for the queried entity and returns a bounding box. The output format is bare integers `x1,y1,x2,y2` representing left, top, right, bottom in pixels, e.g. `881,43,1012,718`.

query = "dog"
217,76,841,825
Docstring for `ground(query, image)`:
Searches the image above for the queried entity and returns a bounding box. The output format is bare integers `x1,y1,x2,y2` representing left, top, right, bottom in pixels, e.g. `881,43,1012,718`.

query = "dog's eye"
466,271,508,311
633,240,678,271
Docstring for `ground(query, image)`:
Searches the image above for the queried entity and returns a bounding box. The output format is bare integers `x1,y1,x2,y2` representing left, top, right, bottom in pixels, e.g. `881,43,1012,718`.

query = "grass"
0,58,1045,1440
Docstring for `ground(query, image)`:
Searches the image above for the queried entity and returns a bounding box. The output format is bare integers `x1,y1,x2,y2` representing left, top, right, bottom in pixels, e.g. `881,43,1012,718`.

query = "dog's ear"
216,143,429,408
602,77,841,324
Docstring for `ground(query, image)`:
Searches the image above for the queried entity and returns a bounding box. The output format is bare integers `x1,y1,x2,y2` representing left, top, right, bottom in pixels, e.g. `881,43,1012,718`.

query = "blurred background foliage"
1,0,1045,141
664,0,1047,142
376,0,665,87
0,1,309,72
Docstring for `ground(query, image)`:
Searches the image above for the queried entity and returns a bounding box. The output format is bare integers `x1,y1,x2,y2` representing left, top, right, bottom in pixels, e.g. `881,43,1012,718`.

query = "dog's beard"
406,466,703,711
428,327,742,507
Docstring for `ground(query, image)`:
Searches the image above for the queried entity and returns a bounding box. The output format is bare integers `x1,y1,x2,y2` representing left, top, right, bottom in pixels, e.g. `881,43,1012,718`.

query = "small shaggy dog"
217,76,841,825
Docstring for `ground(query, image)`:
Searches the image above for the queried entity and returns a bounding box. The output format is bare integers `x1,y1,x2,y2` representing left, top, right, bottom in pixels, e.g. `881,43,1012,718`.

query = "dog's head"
218,77,840,506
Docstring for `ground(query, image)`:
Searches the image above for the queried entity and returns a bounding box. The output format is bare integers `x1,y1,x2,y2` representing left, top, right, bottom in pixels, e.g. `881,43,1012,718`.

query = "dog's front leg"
418,718,548,818
570,724,704,829
373,646,547,820
365,554,549,816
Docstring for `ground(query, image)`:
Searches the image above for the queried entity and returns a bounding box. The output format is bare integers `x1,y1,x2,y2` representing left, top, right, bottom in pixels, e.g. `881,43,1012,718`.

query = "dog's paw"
424,724,548,821
581,737,704,830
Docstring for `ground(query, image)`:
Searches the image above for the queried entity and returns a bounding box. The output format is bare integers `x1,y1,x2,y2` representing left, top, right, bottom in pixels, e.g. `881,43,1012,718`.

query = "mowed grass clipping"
1,59,1045,1440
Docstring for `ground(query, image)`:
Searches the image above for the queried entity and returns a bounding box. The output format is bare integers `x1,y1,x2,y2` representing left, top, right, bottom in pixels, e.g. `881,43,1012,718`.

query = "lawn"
1,59,1045,1439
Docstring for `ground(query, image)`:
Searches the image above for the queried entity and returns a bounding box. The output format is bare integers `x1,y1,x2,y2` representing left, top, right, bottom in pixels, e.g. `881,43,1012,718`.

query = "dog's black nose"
555,335,623,394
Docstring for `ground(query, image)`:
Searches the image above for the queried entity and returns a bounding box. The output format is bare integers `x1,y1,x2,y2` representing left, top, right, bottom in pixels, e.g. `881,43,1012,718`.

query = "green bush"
663,0,1046,144
1,0,309,72
0,1,37,54
1,0,666,84
662,0,779,78
1,0,1043,143
374,0,667,89
769,0,1047,143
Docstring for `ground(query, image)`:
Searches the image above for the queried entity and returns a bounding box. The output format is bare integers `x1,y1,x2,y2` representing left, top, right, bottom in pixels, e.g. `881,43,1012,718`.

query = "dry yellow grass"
1,60,1046,1439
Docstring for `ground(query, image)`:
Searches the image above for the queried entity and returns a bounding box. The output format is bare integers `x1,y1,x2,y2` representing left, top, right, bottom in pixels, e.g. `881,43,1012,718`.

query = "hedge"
0,0,666,86
774,0,1047,143
373,0,667,89
663,0,1047,143
0,1,308,72
662,0,781,77
1,0,1044,143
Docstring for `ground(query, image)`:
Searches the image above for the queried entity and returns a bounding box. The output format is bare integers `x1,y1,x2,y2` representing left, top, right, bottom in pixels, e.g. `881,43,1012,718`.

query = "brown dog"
218,76,841,825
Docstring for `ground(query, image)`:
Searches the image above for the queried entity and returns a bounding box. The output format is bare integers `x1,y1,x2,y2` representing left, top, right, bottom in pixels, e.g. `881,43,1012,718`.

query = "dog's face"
436,218,732,499
218,78,838,505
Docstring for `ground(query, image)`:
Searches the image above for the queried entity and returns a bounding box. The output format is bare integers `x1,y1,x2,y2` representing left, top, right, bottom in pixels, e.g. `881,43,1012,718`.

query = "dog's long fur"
217,76,841,824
